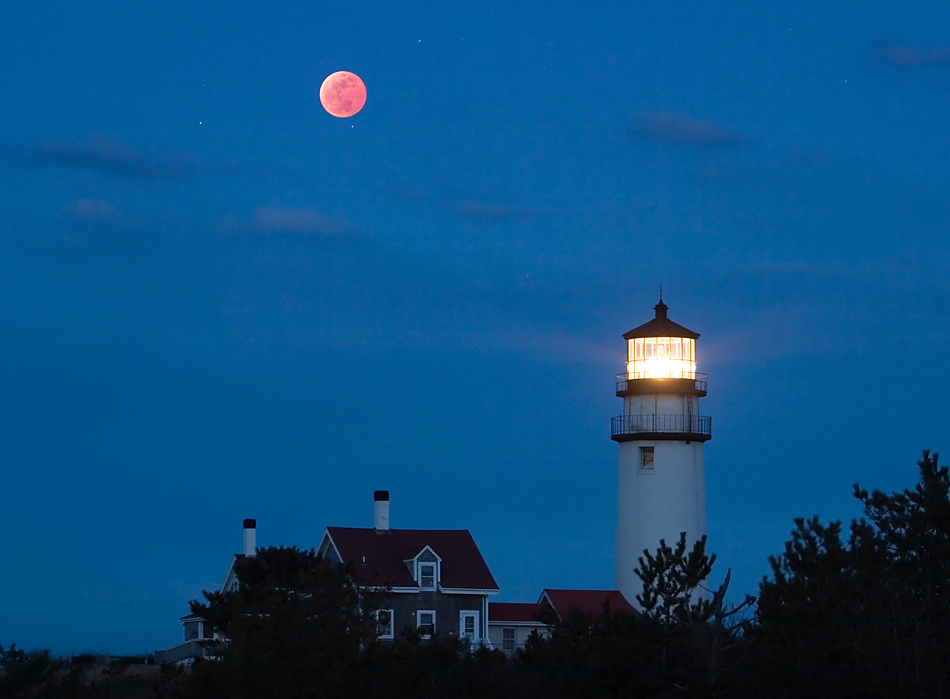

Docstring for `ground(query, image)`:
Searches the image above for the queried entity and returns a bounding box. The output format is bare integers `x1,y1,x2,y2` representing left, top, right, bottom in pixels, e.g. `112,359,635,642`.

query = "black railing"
615,372,707,393
611,414,712,437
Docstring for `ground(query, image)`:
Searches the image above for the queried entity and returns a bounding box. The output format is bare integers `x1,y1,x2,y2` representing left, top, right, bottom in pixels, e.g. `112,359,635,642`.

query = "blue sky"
2,0,949,653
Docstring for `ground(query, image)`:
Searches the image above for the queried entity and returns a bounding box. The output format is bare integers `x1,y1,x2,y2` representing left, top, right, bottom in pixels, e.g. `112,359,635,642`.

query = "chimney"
243,518,257,557
374,491,390,532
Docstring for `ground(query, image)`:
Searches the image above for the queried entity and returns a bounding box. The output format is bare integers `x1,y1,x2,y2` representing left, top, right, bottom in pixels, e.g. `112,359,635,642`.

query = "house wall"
320,540,341,564
418,550,438,564
487,623,548,656
383,592,486,641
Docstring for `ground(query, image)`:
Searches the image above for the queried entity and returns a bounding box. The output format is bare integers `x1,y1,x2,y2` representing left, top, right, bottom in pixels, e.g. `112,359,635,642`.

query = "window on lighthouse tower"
627,337,696,379
640,447,654,469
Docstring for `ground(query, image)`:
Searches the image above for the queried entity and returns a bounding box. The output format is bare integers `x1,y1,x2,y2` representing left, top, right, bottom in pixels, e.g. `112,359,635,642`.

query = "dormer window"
419,563,436,589
408,546,442,589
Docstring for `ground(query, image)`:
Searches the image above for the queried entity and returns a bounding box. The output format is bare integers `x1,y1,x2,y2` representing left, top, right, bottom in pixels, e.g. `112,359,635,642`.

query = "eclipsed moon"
319,71,367,118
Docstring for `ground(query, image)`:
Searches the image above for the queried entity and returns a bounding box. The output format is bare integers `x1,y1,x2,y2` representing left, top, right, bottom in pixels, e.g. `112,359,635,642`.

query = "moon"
319,71,367,118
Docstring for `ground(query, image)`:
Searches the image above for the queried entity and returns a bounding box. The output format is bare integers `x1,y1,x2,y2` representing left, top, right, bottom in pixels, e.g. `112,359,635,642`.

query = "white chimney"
243,518,257,557
374,491,390,532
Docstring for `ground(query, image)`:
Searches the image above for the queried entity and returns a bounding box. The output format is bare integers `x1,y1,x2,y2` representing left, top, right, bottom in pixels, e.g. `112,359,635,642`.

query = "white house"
488,589,637,656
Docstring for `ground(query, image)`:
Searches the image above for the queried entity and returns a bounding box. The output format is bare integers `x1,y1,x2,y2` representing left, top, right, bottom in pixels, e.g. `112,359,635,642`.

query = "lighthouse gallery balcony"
615,372,707,396
611,413,712,442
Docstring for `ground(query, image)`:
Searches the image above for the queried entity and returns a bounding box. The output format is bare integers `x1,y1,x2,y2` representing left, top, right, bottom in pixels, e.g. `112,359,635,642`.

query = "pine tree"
183,546,385,699
753,451,950,699
635,533,754,692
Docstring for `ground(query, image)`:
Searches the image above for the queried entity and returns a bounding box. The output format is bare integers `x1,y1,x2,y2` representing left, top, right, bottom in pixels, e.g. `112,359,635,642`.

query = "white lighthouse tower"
613,299,711,607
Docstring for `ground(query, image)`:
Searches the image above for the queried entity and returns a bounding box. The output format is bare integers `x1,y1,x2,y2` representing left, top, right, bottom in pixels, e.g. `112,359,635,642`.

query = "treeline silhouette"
3,451,949,699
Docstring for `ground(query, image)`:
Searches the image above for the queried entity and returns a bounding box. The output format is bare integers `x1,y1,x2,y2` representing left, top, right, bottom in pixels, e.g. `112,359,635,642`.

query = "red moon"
319,71,367,118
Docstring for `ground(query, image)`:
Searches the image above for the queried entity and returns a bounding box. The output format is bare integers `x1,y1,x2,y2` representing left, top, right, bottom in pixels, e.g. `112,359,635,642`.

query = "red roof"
540,589,637,618
325,527,499,591
622,300,699,340
489,602,545,623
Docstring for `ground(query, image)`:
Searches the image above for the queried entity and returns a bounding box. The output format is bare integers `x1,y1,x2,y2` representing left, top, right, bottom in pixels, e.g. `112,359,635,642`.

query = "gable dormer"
325,525,500,592
404,546,442,590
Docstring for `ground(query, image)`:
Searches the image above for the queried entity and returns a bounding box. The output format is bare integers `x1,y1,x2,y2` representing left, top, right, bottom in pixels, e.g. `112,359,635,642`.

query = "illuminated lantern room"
623,300,699,380
613,297,709,433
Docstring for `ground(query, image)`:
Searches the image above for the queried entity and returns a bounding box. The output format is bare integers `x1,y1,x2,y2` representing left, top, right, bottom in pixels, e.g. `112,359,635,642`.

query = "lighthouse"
612,299,711,607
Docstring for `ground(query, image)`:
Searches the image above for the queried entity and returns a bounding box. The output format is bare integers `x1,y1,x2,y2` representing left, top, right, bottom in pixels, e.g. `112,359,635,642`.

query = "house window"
374,609,394,640
419,563,436,589
502,628,516,652
640,446,654,469
184,621,199,642
417,610,436,638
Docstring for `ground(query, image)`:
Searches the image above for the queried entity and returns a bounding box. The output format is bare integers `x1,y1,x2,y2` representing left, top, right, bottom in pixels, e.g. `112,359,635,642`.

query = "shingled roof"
489,602,545,624
540,589,637,618
622,300,700,340
323,527,499,591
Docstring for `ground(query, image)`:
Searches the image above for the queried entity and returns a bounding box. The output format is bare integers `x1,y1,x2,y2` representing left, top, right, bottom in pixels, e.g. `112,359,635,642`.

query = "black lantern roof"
622,300,700,340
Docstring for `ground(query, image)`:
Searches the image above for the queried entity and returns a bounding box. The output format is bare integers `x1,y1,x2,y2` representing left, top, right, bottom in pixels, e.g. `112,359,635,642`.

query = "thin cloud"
630,111,746,147
61,199,125,225
252,207,360,237
874,38,950,66
7,137,200,180
389,186,432,200
453,202,540,223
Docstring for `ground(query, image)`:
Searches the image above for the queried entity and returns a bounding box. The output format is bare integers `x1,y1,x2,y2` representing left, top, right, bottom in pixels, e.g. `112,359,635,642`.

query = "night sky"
2,0,949,654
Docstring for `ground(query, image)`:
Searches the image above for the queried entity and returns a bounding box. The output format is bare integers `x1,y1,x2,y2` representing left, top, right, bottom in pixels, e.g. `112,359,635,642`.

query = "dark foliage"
750,450,950,699
518,535,752,699
182,546,522,699
0,644,53,695
361,631,513,699
0,650,160,699
184,546,382,699
518,604,661,698
636,534,754,695
11,451,950,699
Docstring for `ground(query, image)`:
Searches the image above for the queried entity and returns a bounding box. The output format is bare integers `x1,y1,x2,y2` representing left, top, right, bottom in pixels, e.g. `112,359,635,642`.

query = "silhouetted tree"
0,644,53,696
751,450,950,699
636,533,754,694
518,602,658,699
518,535,752,699
183,546,385,699
181,546,512,699
363,630,508,699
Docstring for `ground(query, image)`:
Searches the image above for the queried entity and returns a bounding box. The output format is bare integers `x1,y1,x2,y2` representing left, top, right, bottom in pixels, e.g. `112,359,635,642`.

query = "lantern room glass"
626,337,696,379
